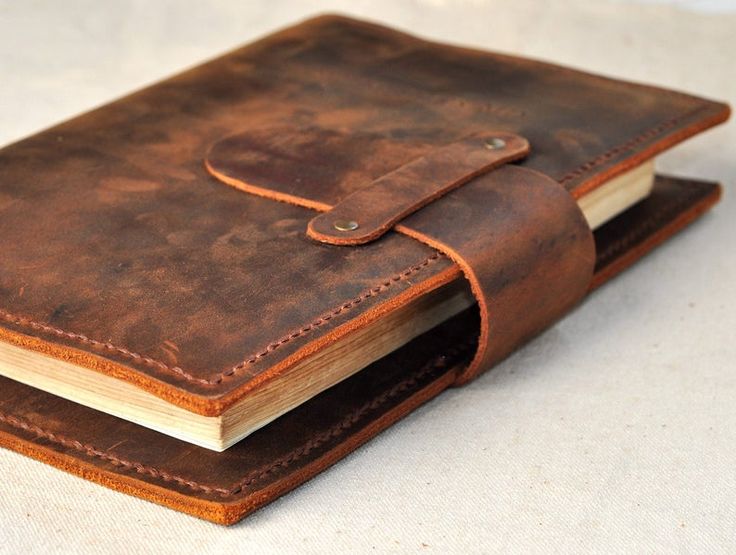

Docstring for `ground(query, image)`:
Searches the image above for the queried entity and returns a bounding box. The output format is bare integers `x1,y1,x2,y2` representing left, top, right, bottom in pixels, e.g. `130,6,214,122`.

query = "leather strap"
206,128,595,383
307,132,529,245
396,165,595,383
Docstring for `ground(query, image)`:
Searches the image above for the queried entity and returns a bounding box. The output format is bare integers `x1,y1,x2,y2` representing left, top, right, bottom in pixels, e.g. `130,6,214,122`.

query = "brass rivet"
484,137,506,150
333,219,359,232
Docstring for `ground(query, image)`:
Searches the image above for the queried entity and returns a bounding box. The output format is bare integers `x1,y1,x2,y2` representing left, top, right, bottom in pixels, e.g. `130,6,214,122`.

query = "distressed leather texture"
212,122,596,383
0,174,724,524
213,126,595,383
0,15,728,416
396,165,594,383
0,13,728,415
0,14,729,523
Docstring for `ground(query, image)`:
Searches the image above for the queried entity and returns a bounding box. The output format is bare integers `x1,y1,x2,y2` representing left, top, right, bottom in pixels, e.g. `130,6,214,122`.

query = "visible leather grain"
0,15,728,416
0,175,722,524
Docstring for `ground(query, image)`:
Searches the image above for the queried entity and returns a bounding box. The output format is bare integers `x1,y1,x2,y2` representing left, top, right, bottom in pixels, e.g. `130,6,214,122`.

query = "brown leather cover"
0,174,724,524
0,15,728,417
0,14,729,523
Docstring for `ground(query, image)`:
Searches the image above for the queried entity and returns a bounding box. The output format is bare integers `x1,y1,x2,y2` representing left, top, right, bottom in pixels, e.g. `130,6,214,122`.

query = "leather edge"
590,179,722,290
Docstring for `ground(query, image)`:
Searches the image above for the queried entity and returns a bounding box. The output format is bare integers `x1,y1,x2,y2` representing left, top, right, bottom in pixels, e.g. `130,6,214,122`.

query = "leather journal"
0,14,730,524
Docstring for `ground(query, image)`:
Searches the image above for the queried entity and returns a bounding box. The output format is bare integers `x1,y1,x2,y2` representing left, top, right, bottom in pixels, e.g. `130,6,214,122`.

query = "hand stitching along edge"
0,252,445,386
0,338,474,498
557,105,709,185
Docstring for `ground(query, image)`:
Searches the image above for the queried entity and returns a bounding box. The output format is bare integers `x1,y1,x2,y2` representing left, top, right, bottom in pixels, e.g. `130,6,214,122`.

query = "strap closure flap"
397,165,595,383
307,132,529,245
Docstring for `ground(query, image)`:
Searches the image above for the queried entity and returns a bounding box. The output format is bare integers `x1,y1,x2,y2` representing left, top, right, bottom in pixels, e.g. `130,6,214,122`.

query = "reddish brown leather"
0,15,728,418
396,165,595,383
0,174,723,524
304,132,527,244
214,126,593,382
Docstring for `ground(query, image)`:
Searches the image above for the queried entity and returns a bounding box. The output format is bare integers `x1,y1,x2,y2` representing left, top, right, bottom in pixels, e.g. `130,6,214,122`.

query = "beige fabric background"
0,1,734,552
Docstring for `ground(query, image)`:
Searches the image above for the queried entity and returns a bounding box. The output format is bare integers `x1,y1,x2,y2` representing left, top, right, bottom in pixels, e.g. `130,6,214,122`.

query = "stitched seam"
595,185,704,268
0,340,473,498
0,308,203,383
557,105,708,185
216,251,444,383
0,252,445,386
0,101,710,387
0,412,231,496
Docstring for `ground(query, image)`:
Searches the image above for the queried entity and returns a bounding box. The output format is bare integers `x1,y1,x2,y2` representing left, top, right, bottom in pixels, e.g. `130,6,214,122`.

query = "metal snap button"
333,219,359,232
484,137,506,150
